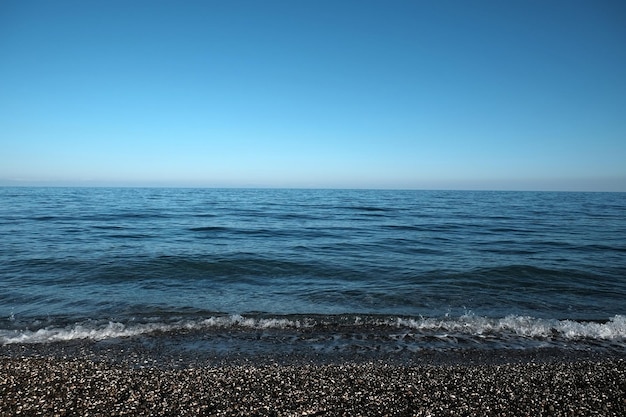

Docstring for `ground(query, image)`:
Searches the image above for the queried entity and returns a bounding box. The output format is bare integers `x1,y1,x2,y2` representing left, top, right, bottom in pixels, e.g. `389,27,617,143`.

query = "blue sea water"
1,187,625,358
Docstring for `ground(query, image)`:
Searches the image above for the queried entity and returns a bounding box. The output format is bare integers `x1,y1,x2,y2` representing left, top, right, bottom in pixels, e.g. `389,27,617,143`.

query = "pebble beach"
2,355,625,416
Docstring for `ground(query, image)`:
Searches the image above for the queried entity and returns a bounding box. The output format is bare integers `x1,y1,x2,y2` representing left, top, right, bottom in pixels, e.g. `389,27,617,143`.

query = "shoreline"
1,353,624,416
2,336,626,367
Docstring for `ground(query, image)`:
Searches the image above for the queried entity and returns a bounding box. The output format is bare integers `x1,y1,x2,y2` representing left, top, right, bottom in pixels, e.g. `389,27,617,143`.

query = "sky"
1,0,625,191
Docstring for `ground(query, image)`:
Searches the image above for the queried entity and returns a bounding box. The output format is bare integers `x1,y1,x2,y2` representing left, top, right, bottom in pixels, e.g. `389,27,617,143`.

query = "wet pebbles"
1,356,625,416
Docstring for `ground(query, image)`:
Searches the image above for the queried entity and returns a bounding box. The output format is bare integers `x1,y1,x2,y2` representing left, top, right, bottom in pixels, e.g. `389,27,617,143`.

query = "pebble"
1,356,624,416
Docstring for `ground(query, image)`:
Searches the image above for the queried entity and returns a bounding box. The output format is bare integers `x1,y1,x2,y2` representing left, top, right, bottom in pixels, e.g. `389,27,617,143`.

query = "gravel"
1,356,625,416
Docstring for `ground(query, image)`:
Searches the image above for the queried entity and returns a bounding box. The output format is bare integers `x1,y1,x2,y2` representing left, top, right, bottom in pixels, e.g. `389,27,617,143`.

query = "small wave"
91,225,125,230
1,314,624,346
393,314,626,340
31,215,58,221
199,315,314,330
339,206,393,213
188,226,230,232
108,234,153,239
0,322,167,344
0,315,312,345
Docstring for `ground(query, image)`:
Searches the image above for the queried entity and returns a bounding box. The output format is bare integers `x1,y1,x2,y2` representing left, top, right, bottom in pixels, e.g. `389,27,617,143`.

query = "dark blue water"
1,187,625,357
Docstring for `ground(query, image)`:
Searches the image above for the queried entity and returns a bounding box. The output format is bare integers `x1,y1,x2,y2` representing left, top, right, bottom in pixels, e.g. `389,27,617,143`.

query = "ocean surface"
1,187,625,361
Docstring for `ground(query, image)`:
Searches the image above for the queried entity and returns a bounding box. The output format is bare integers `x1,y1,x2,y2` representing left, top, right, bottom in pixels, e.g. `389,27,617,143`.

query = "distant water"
1,187,625,358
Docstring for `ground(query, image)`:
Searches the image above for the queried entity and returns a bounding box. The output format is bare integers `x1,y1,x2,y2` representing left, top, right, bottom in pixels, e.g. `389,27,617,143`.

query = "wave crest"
393,314,626,340
1,314,625,346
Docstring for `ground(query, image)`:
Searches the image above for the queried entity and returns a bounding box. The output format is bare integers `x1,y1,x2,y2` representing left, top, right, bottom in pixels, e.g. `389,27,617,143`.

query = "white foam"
394,314,626,340
198,314,312,330
0,315,312,345
0,321,170,344
1,314,624,345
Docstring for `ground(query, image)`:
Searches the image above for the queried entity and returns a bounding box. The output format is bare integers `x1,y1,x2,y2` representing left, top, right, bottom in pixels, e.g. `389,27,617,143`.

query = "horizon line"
1,180,625,193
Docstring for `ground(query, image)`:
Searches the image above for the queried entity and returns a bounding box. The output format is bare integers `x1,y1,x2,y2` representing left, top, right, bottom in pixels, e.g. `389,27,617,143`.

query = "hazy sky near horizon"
1,0,625,191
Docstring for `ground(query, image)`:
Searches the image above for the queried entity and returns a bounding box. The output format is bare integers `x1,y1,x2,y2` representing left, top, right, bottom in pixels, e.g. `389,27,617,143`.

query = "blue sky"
1,0,625,191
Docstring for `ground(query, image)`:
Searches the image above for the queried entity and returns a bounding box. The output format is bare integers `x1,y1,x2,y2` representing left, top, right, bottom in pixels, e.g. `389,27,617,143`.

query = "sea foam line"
0,315,311,345
393,314,626,340
1,314,624,345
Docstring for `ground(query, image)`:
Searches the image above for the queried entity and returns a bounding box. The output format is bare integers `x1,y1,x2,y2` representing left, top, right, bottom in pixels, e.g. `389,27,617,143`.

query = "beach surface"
1,355,624,416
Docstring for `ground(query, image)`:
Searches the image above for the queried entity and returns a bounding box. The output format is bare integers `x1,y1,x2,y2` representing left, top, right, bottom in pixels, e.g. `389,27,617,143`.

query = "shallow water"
1,187,625,356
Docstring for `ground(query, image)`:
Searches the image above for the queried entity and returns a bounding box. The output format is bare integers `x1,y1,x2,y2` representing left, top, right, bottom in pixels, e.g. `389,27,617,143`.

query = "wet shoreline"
3,328,625,415
3,334,626,367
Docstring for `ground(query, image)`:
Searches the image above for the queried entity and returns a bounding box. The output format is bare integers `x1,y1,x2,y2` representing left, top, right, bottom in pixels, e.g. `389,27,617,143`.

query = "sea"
1,187,625,364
